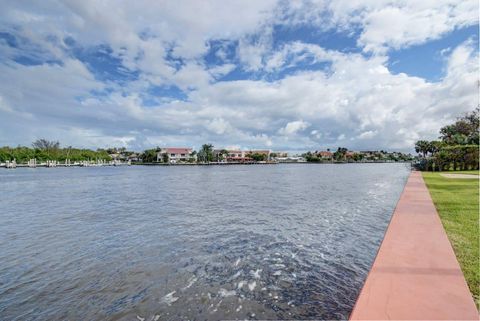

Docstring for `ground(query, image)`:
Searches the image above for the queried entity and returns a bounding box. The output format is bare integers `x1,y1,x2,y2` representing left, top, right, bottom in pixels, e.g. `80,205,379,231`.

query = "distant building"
213,149,252,163
272,151,288,158
157,147,194,163
109,153,127,161
345,151,355,159
276,156,306,163
317,151,333,160
127,153,140,162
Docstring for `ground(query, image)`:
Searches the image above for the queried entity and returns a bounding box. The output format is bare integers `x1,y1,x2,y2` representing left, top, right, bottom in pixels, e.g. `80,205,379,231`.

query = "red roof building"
317,151,333,158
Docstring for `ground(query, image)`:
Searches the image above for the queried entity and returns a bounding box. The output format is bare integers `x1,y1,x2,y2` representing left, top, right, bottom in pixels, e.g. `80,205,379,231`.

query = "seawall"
350,171,478,320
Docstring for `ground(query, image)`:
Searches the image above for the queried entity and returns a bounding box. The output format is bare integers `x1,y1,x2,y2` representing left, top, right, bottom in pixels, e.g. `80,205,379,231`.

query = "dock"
1,159,131,168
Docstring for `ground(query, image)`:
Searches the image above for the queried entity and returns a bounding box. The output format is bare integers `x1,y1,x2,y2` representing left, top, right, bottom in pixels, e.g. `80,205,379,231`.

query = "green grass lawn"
422,170,479,308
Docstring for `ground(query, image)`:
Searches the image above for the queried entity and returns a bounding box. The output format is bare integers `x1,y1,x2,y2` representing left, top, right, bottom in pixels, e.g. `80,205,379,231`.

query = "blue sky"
0,1,478,152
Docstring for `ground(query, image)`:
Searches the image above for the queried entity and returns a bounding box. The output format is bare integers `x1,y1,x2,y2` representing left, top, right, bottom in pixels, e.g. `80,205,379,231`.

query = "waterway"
0,163,410,320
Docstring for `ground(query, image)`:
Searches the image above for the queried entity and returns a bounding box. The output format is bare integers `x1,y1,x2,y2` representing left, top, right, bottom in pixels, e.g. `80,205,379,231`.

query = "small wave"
182,276,197,290
161,291,178,305
232,271,242,279
250,269,262,279
237,280,246,289
218,288,236,297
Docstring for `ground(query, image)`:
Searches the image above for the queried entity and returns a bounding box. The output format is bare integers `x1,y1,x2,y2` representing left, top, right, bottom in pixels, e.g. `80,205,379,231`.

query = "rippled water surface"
0,163,410,320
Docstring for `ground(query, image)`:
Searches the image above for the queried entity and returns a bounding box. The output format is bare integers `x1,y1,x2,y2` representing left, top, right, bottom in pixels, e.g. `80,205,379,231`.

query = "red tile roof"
318,151,333,157
162,148,192,154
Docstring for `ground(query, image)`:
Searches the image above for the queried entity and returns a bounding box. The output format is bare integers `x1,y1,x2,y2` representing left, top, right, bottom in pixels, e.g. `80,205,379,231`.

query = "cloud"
278,0,478,53
358,2,478,53
0,1,478,152
205,118,231,135
278,120,310,136
208,64,236,79
1,38,477,151
357,130,378,140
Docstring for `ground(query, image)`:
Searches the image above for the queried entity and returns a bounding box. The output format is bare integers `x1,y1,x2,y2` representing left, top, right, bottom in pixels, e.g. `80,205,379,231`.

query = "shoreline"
350,171,477,320
1,161,413,169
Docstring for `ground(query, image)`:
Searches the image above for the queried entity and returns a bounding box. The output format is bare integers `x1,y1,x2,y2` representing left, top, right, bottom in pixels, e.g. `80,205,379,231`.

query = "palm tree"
198,144,214,163
333,147,348,161
415,140,430,158
428,140,443,155
218,149,228,162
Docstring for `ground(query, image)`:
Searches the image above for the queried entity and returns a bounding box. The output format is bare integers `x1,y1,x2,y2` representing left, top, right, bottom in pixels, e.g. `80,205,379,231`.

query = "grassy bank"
422,170,479,307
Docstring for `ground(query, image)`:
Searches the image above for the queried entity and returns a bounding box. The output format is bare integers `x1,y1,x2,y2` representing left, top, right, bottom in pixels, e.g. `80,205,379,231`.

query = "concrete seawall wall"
350,171,477,320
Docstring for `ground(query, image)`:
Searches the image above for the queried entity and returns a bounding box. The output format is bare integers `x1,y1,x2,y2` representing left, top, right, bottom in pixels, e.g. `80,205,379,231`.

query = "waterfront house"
227,150,244,158
127,153,140,162
317,151,333,160
157,147,194,163
213,149,242,162
109,152,126,161
213,149,253,163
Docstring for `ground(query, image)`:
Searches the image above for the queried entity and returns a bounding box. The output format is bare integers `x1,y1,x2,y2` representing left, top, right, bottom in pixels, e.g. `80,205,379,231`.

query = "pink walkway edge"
350,171,478,320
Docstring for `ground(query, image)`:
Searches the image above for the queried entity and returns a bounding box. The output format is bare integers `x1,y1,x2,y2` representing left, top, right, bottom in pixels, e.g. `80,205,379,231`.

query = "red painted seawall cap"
350,171,478,320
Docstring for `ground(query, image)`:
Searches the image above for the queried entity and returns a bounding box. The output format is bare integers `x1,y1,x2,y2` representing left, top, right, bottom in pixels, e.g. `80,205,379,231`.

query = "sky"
0,1,478,152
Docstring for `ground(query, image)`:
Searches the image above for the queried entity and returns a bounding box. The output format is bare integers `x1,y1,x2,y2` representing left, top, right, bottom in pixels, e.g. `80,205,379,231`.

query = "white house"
157,147,194,163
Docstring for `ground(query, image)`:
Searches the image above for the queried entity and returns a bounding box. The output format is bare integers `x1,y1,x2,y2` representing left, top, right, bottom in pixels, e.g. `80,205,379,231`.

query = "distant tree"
415,140,430,158
141,148,158,163
217,149,229,162
32,139,60,151
162,153,169,163
189,150,197,162
428,140,443,155
198,144,214,163
352,153,364,161
304,151,320,162
31,139,61,159
440,108,479,145
333,147,348,161
0,145,111,163
248,153,267,162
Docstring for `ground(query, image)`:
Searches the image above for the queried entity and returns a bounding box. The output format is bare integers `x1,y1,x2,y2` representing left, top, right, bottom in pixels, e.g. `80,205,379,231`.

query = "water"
0,163,410,320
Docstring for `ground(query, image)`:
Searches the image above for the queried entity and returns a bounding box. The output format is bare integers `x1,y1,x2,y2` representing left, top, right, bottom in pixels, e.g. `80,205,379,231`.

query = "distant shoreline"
1,160,413,169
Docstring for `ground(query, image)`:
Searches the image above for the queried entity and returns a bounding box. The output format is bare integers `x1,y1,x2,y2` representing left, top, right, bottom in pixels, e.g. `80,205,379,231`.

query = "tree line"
0,139,112,163
302,148,413,162
414,108,479,171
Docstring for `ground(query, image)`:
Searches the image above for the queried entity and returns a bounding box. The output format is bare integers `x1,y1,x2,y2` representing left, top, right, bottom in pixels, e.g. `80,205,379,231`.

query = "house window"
171,153,175,157
181,154,185,157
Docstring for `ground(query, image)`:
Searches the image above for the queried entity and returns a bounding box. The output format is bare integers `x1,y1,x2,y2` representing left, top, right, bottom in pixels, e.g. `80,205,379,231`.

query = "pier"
1,159,131,169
